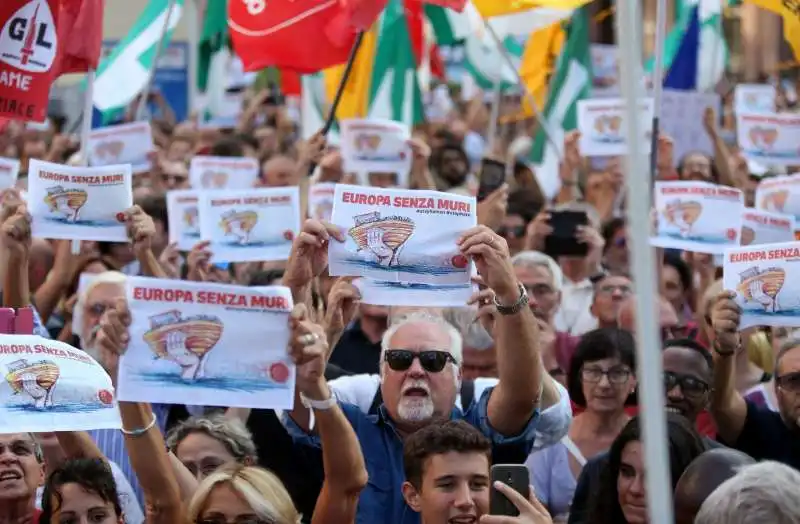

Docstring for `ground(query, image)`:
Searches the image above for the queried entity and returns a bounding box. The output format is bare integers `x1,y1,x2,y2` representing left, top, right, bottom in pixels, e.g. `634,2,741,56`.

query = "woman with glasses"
526,328,637,522
586,414,706,524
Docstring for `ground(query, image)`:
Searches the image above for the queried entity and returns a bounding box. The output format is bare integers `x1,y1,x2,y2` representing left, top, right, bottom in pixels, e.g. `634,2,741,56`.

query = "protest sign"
309,182,335,222
651,181,743,254
723,242,800,328
328,184,476,285
341,119,412,187
756,174,800,220
189,156,259,190
0,335,120,432
28,159,132,242
590,44,619,97
167,189,200,252
88,121,154,173
659,90,720,166
198,187,300,263
0,156,20,189
737,113,800,166
741,208,796,246
119,278,295,409
354,278,475,307
577,98,654,156
734,84,775,114
0,0,60,123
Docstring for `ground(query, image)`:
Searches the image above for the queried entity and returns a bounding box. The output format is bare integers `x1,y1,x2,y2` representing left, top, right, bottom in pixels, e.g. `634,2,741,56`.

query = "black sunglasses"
664,371,709,397
498,225,526,238
385,350,455,373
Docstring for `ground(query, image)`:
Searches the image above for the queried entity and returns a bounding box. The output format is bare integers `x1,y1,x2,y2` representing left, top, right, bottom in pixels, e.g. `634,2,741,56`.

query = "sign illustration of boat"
183,206,199,235
664,200,702,238
760,190,789,213
593,114,623,142
202,170,228,189
750,126,779,150
94,140,124,161
219,210,258,245
143,310,224,380
44,186,87,223
354,133,382,153
348,211,415,267
5,358,59,408
740,226,755,246
736,266,785,313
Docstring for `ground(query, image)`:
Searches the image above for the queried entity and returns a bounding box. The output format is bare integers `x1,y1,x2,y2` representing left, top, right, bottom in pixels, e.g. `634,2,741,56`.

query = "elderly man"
0,433,44,523
282,219,552,524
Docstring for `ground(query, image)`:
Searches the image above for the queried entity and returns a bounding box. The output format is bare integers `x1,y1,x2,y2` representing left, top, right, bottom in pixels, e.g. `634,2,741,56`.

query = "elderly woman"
166,413,257,481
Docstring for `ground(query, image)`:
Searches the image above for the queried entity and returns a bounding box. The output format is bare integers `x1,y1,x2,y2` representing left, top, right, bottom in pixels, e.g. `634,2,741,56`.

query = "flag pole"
615,1,673,523
483,22,561,160
322,31,366,135
71,70,96,255
187,0,200,113
487,81,502,153
649,0,667,180
135,0,178,121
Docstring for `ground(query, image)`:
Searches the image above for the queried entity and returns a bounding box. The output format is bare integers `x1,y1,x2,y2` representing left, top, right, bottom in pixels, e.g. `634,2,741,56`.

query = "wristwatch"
300,393,337,411
493,282,529,316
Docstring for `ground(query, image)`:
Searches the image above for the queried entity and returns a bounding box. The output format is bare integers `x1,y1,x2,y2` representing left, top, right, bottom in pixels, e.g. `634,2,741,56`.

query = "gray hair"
441,307,493,350
26,433,44,463
74,270,127,346
380,311,463,372
695,461,800,524
166,413,257,463
510,250,563,291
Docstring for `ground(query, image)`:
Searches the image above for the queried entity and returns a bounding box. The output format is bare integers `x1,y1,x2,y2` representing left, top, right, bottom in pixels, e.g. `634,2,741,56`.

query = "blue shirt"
283,386,539,524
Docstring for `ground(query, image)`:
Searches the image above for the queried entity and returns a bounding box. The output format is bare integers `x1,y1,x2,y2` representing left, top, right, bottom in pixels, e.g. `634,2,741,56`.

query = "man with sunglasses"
709,291,800,470
283,223,552,524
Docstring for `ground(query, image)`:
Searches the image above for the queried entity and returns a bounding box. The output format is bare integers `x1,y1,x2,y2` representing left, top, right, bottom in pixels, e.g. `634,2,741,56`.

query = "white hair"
695,461,800,524
74,271,127,348
510,250,563,291
380,311,463,374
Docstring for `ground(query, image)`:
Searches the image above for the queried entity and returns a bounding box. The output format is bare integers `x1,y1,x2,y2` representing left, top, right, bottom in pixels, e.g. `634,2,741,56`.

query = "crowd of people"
1,79,800,524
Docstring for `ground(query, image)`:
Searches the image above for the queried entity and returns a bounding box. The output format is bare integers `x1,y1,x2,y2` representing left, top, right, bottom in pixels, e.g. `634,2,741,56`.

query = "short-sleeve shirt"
724,399,800,469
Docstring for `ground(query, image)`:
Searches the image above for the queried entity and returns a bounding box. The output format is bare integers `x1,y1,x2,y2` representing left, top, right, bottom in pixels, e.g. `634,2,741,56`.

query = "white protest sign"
189,156,259,190
328,184,476,285
659,90,720,166
723,242,800,328
167,190,201,252
354,278,475,307
0,157,20,189
590,44,620,97
118,278,295,409
28,160,133,242
309,182,336,222
198,187,301,263
734,84,776,114
88,122,154,174
650,181,744,254
0,336,121,432
577,98,654,156
341,119,412,187
737,113,800,166
756,174,800,220
741,208,796,246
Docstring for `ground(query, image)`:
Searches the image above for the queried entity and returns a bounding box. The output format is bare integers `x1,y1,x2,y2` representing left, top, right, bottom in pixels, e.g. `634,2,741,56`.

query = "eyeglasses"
580,365,632,385
664,371,709,398
498,225,526,238
384,350,455,373
86,302,114,317
523,283,555,297
776,372,800,393
596,284,633,296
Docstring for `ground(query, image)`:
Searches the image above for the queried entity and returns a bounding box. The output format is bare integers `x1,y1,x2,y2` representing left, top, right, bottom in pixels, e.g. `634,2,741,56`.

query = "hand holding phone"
477,158,507,202
490,464,530,517
484,479,553,524
543,210,589,258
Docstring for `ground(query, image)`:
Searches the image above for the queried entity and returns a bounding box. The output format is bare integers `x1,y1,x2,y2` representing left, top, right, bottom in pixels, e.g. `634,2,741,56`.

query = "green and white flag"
528,7,591,197
198,0,228,94
93,0,185,123
367,0,425,127
301,73,339,146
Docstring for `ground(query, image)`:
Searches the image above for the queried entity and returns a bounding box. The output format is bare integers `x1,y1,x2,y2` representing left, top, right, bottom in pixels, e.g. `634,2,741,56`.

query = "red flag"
229,0,386,74
53,0,103,76
0,0,61,123
279,69,301,97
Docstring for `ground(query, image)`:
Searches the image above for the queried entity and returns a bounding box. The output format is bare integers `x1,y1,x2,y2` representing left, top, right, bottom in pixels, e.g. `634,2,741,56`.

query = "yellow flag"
473,0,593,18
518,22,565,115
747,0,800,59
322,24,379,120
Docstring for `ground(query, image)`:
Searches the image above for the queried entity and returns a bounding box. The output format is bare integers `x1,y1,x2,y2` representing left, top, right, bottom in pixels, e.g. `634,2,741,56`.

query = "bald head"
618,294,678,333
674,449,756,524
261,155,297,187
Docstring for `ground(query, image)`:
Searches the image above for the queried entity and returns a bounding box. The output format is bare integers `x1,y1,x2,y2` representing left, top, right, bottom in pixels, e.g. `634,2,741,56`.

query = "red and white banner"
0,0,61,123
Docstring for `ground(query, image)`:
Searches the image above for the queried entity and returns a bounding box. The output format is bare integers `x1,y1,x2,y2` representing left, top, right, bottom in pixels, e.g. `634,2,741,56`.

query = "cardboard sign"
0,0,60,123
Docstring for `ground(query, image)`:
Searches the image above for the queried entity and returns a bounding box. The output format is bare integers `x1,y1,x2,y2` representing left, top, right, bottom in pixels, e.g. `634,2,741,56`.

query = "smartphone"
490,464,530,516
544,210,589,258
477,158,506,201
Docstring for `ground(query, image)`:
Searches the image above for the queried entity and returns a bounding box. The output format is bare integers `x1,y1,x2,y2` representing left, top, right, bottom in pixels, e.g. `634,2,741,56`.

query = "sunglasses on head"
384,349,455,373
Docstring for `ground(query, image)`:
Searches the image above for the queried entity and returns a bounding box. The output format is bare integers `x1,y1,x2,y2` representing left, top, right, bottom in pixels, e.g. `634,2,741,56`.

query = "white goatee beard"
397,397,435,423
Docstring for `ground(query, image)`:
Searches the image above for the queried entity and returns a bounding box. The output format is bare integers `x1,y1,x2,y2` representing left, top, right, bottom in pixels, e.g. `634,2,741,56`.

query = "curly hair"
587,414,706,524
40,458,121,524
166,412,258,464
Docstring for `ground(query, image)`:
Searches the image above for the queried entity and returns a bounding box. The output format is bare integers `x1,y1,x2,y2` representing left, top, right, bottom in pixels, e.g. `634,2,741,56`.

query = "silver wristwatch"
493,282,529,316
300,393,337,411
